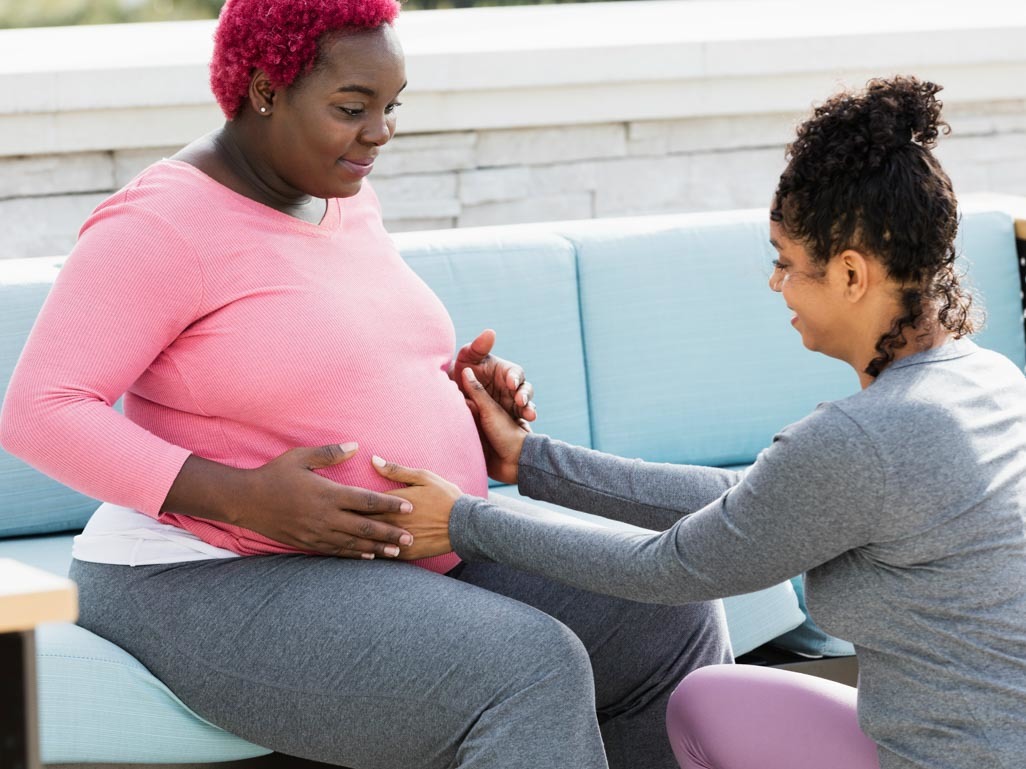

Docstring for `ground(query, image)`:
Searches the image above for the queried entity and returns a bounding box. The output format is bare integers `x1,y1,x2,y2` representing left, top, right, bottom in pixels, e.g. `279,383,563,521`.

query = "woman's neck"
173,124,325,223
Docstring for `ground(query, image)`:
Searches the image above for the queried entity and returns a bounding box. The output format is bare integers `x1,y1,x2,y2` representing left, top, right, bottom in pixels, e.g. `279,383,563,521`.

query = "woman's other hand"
462,368,530,485
242,443,417,558
369,456,461,560
451,329,537,423
184,443,416,559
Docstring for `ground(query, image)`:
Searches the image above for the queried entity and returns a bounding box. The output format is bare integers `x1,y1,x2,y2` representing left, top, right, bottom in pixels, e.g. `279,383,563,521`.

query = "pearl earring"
259,107,268,114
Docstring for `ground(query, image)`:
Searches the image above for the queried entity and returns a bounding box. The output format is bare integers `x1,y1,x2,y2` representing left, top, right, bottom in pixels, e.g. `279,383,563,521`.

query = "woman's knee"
677,599,733,665
497,609,596,699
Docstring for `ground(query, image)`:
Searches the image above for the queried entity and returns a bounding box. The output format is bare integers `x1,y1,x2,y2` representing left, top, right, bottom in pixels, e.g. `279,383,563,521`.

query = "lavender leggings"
667,664,880,769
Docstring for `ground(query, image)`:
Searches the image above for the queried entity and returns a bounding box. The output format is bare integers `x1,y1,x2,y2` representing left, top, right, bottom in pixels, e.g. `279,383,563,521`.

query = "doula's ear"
838,249,870,302
247,69,275,116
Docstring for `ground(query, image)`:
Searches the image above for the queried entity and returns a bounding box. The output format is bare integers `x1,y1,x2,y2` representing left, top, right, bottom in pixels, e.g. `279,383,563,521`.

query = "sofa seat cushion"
488,487,805,657
0,534,270,764
0,530,77,577
35,622,272,765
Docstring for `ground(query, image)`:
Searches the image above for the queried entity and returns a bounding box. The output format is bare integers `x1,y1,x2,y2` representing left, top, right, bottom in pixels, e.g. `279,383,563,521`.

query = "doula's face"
768,219,848,358
268,24,406,199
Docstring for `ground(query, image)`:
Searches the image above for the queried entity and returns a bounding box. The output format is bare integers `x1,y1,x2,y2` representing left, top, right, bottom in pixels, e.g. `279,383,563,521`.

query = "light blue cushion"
0,532,77,577
559,210,854,466
0,534,270,764
772,575,856,658
0,257,103,538
958,210,1026,369
488,486,805,656
559,208,1025,466
395,228,592,456
36,622,271,764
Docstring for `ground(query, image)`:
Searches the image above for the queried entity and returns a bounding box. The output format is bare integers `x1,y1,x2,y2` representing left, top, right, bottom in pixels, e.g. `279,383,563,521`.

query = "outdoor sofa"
2,195,1025,768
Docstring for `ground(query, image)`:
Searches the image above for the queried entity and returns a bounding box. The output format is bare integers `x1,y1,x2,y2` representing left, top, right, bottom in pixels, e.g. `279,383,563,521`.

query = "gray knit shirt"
450,339,1026,769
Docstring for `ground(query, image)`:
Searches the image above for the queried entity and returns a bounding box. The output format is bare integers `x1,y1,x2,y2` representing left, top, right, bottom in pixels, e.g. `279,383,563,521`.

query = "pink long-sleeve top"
0,160,488,574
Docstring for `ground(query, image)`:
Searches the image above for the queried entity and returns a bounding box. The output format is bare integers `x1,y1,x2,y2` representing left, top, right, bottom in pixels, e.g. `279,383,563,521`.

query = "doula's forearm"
449,494,727,605
456,408,884,606
517,434,742,531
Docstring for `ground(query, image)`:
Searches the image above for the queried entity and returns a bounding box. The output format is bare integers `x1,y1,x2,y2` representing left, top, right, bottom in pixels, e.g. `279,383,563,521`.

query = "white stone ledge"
1,0,1025,156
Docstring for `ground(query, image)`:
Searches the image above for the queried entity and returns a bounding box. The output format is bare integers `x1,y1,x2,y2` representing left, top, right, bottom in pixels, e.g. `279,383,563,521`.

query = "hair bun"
797,75,949,173
864,76,946,150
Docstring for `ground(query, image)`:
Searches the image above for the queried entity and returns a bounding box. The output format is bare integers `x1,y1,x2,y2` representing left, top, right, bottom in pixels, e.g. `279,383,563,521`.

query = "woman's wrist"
162,454,250,527
508,431,528,484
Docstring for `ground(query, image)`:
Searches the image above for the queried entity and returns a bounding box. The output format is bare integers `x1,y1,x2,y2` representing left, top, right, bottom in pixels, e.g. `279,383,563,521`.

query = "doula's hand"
368,456,462,560
451,329,537,423
462,367,530,484
238,443,415,559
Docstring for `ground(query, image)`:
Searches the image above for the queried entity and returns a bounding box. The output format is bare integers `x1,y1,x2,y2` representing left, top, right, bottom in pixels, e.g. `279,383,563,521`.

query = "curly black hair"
771,75,977,378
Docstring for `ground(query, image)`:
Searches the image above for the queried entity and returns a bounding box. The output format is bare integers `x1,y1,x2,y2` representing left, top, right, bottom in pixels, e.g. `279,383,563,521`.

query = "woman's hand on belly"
367,456,462,560
451,329,537,423
166,445,416,559
239,444,420,558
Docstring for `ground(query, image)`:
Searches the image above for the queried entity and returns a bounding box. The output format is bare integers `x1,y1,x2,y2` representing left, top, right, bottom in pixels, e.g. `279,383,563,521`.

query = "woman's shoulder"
86,158,224,231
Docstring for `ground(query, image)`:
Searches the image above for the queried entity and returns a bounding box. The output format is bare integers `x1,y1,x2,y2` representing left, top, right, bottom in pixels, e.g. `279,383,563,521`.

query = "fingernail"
464,369,478,382
339,441,358,452
528,401,537,412
400,502,413,513
362,553,375,560
372,455,386,467
384,545,400,557
400,534,414,546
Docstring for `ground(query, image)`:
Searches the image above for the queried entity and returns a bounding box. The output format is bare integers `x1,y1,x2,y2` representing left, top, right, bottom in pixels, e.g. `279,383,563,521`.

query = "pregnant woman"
0,0,729,767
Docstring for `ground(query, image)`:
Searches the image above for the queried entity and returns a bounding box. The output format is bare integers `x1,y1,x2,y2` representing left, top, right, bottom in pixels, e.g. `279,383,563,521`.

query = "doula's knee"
666,665,734,769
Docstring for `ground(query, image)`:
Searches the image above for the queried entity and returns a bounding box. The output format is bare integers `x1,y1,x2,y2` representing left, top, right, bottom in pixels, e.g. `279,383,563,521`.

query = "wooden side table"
0,559,78,769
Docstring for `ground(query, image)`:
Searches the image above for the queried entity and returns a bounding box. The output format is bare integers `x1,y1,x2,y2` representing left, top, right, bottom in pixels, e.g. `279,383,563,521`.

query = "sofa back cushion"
958,209,1026,368
395,227,593,464
564,208,1026,466
0,257,103,536
562,209,852,465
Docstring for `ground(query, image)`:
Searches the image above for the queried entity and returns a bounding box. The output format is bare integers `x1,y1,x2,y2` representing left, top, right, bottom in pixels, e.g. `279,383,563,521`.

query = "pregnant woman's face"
267,23,407,199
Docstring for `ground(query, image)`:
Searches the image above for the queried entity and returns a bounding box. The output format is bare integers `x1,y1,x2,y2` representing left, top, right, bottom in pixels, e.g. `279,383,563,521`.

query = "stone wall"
3,1,1026,259
5,101,1026,259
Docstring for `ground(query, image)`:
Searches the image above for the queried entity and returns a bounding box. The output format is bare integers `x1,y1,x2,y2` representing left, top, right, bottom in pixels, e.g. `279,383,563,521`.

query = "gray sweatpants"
70,548,729,769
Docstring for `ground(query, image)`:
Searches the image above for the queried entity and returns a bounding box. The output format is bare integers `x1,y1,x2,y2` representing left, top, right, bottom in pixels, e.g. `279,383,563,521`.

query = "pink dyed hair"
210,0,401,119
